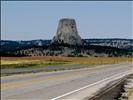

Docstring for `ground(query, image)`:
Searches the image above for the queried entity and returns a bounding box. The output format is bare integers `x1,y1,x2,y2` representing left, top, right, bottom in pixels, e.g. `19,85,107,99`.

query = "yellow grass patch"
1,60,40,65
1,56,133,65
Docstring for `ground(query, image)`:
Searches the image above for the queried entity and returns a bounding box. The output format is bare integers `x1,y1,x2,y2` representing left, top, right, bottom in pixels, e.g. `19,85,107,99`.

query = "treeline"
7,43,132,57
1,38,133,52
0,39,51,52
84,39,133,51
0,51,27,57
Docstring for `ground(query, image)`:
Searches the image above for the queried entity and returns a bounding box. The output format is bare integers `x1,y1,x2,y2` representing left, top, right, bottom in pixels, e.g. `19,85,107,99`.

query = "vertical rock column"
51,18,83,45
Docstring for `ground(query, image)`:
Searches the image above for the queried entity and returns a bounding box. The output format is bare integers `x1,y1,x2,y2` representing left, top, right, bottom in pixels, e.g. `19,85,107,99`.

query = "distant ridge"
0,38,132,57
1,38,132,52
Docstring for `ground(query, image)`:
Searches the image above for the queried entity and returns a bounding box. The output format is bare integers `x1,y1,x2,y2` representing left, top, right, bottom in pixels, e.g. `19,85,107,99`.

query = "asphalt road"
1,64,92,74
1,62,133,100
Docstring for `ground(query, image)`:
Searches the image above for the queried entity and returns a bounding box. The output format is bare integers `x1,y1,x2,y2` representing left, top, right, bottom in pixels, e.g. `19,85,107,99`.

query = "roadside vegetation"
1,56,132,69
118,74,133,100
128,87,133,97
118,88,133,100
1,56,133,77
1,60,69,69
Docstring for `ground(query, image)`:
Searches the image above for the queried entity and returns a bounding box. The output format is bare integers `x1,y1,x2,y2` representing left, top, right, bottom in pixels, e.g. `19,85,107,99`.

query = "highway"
1,64,92,74
1,62,133,100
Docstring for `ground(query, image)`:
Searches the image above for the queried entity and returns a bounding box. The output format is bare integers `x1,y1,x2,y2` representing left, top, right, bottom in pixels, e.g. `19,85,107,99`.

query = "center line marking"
1,64,130,89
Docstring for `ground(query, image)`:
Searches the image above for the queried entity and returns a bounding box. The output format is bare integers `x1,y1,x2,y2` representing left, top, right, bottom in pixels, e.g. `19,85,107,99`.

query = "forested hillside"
5,44,132,57
1,39,132,52
1,39,132,57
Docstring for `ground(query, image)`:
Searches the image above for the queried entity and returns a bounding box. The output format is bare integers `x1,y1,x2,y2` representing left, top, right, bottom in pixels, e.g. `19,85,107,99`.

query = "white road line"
51,70,131,100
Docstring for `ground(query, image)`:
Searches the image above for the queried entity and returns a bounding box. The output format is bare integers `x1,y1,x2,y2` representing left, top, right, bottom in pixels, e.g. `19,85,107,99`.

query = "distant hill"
84,38,133,51
0,39,133,57
0,39,51,52
6,43,132,57
1,39,132,52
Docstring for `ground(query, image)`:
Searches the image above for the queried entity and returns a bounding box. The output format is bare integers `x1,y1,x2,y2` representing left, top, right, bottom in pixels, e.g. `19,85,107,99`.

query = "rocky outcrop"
51,18,83,45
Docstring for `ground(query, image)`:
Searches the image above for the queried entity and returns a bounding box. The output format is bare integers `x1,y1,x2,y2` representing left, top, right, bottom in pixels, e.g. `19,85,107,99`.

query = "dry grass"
1,60,40,65
1,56,133,65
128,87,133,97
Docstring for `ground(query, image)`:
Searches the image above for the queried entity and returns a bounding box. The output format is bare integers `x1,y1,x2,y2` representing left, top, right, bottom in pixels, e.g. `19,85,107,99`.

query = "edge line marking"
51,70,131,100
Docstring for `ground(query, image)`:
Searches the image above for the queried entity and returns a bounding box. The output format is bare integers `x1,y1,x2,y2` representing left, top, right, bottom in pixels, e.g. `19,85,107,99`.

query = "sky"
1,1,133,40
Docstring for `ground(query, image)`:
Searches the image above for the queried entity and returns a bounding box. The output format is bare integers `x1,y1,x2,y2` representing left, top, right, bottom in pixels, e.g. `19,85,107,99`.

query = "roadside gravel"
93,74,133,100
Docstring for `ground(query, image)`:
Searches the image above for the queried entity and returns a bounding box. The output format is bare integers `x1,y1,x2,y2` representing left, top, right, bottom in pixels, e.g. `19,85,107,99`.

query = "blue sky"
1,1,132,40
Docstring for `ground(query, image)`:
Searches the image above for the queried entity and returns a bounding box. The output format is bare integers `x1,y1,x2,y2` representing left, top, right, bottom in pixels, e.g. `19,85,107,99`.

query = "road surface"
1,62,133,100
1,64,92,74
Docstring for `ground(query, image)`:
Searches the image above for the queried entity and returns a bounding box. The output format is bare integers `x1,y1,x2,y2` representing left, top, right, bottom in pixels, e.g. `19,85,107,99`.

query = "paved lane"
1,62,132,100
1,64,92,74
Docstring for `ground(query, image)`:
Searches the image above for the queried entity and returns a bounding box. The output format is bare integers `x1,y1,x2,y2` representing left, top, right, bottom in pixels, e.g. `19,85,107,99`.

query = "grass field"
1,56,133,69
1,56,132,77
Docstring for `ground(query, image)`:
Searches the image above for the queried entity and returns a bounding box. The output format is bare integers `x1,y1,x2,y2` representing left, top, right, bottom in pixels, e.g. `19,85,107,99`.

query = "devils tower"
51,18,83,45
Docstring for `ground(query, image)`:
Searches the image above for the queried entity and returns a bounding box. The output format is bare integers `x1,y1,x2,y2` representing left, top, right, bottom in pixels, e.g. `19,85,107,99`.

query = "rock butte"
51,18,83,45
